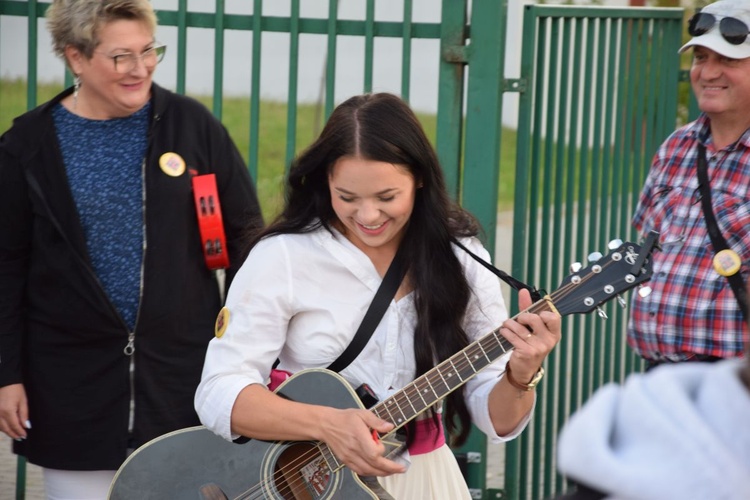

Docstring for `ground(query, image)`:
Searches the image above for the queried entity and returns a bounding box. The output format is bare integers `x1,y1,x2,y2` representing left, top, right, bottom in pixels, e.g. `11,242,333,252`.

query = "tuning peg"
608,238,623,250
596,306,608,319
588,251,603,263
616,295,627,308
569,262,582,273
638,286,652,298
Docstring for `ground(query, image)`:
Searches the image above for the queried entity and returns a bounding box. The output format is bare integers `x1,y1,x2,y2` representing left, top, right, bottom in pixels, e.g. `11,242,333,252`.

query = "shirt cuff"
197,376,260,442
469,375,537,444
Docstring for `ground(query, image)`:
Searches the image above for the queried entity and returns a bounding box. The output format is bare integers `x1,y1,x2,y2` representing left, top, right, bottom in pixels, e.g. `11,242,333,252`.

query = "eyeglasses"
688,12,750,46
99,44,167,74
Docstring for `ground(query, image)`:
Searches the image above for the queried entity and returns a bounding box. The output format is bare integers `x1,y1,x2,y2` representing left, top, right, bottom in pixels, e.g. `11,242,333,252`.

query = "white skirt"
377,443,471,500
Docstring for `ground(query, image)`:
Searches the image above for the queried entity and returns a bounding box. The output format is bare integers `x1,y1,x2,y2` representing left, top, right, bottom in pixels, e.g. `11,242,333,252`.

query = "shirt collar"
690,113,750,151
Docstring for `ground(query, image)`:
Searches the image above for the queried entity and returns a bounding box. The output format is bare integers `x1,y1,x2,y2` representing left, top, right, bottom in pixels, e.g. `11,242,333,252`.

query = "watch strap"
505,363,544,391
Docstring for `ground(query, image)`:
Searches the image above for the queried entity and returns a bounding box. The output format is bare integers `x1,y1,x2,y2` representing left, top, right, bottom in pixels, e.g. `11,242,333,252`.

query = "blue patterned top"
52,103,149,331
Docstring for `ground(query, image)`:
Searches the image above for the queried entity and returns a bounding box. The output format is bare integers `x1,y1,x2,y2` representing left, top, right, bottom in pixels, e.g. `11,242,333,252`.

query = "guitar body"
108,369,380,500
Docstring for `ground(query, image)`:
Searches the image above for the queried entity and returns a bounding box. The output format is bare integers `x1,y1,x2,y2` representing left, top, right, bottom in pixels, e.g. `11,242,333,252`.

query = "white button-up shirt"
195,226,532,443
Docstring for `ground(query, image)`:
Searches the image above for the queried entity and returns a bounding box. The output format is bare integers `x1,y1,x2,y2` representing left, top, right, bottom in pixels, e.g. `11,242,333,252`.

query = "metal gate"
509,5,686,499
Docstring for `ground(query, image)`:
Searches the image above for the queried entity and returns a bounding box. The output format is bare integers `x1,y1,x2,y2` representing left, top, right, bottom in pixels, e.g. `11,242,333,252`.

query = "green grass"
1,79,518,220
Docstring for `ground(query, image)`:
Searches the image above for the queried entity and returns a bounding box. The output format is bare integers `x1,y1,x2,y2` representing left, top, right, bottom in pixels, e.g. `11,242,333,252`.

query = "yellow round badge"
215,307,230,338
158,152,186,177
713,248,742,277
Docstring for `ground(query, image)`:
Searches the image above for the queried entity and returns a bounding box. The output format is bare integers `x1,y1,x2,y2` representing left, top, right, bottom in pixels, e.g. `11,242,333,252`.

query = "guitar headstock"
551,238,656,317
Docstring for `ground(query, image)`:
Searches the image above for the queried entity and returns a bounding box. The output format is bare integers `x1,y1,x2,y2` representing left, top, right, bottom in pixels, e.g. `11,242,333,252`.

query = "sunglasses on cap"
688,11,750,45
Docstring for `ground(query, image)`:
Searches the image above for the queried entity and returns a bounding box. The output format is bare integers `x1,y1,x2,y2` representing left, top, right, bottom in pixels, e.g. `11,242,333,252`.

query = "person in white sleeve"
195,92,561,499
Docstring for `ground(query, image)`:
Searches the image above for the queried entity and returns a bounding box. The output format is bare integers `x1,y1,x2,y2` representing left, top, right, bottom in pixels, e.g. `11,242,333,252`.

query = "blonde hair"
46,0,157,60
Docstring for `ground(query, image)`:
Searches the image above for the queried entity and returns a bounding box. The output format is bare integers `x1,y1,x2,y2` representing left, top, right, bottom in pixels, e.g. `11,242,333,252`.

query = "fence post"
435,0,467,199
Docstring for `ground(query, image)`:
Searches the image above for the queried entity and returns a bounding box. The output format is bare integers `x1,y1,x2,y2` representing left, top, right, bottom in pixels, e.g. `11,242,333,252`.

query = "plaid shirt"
628,114,750,361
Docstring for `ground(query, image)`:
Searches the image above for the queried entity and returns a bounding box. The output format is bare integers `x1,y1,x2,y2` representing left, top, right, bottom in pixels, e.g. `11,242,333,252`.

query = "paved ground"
0,434,44,500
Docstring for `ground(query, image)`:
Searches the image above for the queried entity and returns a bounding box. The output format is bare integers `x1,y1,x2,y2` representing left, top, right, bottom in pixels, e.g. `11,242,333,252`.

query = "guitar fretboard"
371,298,553,429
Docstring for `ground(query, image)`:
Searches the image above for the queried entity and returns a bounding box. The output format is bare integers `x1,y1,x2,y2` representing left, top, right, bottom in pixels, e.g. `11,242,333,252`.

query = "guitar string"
228,255,631,498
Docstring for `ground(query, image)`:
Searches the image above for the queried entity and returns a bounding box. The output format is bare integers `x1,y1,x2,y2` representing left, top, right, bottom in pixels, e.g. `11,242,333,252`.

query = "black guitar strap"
326,244,408,373
451,238,544,302
696,143,748,323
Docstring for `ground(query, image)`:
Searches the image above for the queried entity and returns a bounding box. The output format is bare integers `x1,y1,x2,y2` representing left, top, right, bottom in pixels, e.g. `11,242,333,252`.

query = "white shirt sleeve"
458,237,536,443
195,237,294,441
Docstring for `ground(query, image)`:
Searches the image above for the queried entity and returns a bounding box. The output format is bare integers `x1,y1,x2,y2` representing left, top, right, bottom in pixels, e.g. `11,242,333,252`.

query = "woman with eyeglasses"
0,0,262,497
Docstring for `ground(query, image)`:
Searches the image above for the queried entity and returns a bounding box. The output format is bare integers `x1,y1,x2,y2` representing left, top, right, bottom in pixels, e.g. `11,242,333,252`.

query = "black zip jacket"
0,84,262,469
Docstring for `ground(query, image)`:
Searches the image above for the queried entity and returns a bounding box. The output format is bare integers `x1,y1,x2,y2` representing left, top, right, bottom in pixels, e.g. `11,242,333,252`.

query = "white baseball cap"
679,0,750,59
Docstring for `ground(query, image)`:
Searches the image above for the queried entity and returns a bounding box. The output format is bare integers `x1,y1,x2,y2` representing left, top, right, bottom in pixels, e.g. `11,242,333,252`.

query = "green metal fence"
1,1,693,499
510,6,686,499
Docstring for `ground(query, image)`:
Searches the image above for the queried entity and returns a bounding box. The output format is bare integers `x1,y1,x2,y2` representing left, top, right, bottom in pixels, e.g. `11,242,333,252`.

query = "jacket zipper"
127,152,150,436
127,110,160,437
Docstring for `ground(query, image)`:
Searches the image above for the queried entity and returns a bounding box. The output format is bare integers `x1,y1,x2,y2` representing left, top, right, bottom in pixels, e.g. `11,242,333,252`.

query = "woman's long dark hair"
254,93,483,446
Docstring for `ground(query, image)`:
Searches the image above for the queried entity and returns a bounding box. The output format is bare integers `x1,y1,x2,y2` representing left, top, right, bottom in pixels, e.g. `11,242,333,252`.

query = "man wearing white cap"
552,7,750,496
627,0,750,370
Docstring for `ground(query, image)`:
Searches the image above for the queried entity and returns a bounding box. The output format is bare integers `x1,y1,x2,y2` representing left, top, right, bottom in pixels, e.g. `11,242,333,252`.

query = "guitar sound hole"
273,442,332,500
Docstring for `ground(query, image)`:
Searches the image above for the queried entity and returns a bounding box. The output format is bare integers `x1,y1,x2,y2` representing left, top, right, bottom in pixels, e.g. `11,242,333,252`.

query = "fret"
462,350,477,373
412,378,431,408
386,397,408,425
483,339,508,361
401,388,419,416
448,359,464,381
477,339,493,364
424,376,440,402
372,405,389,423
477,329,500,364
471,344,488,366
429,368,451,395
436,362,459,393
490,330,509,355
379,401,397,423
452,351,477,381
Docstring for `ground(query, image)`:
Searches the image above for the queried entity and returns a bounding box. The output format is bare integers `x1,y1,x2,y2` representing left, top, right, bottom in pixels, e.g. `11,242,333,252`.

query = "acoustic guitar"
108,237,656,500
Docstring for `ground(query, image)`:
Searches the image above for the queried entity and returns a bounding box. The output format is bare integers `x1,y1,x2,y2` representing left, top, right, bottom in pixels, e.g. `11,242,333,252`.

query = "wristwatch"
505,364,545,391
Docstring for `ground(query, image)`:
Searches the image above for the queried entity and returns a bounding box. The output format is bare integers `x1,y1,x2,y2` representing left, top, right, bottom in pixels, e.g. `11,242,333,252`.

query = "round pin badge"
159,152,186,177
215,307,230,338
713,248,742,277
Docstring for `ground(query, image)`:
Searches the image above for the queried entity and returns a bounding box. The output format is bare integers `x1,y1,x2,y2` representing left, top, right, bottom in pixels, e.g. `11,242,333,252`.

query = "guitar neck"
317,239,654,473
370,297,556,430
